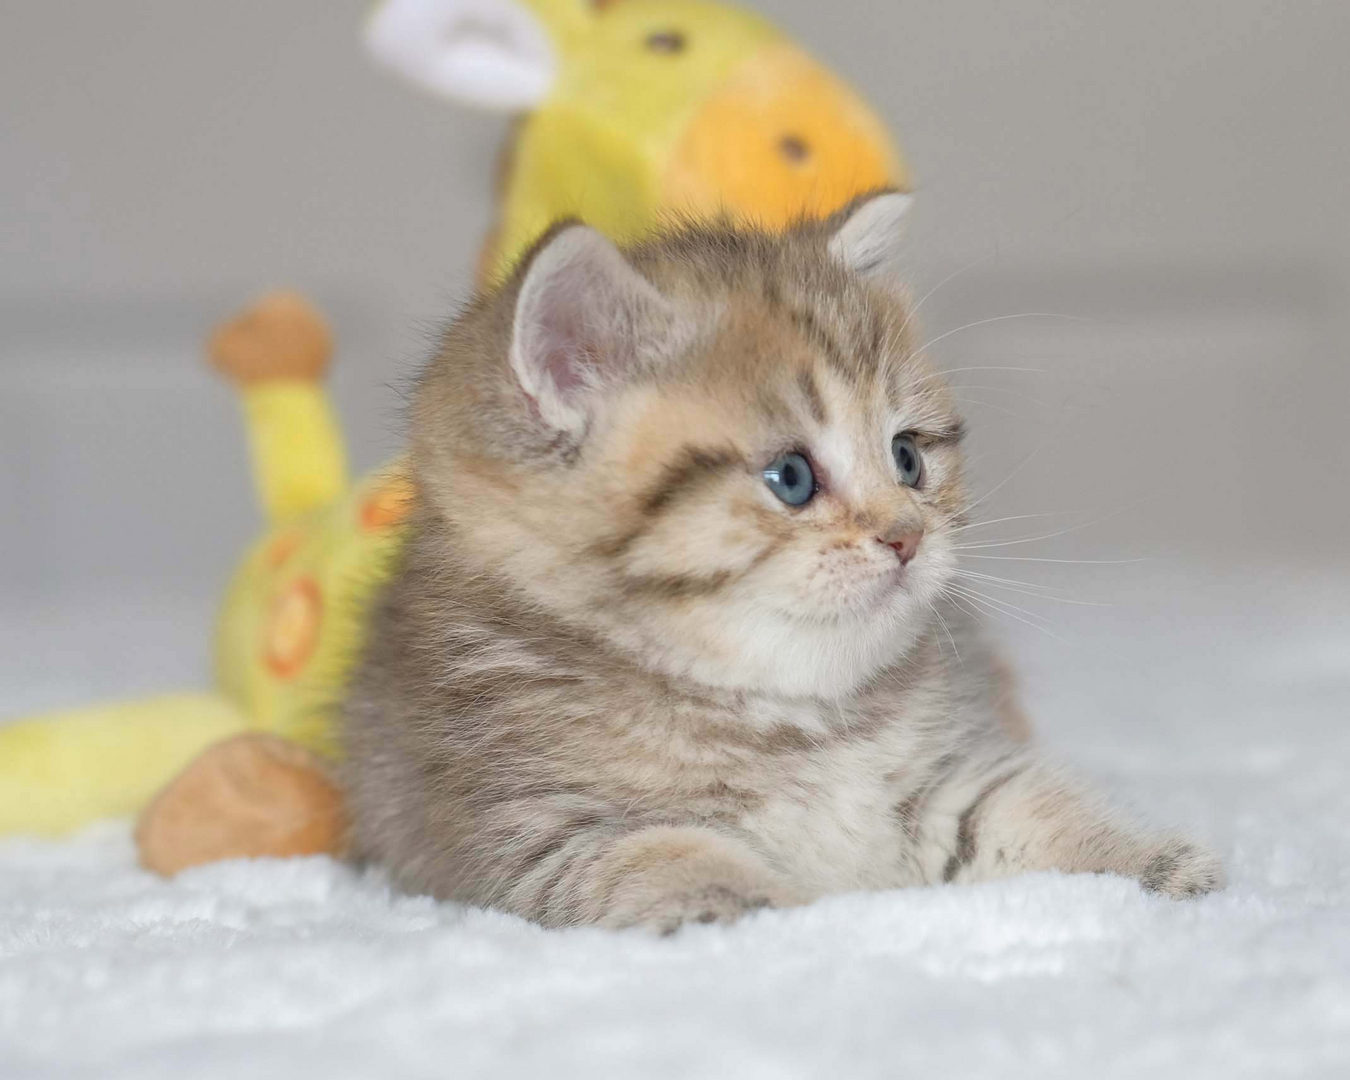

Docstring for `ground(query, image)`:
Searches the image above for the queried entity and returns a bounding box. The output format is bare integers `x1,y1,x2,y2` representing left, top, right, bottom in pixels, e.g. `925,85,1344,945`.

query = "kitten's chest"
704,697,938,893
739,736,927,892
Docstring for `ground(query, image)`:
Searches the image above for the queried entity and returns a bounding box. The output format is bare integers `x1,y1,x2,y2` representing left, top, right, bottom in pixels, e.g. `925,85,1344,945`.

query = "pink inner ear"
539,307,599,397
514,225,666,426
533,260,611,398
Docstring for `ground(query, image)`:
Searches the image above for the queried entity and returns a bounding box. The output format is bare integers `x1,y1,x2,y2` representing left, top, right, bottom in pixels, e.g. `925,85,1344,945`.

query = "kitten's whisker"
950,570,1111,607
943,593,988,632
945,584,1132,663
954,494,1158,550
946,583,1060,628
951,510,1085,534
916,313,1094,356
944,383,1053,408
927,601,964,667
945,590,1078,651
955,569,1080,594
919,365,1049,382
897,252,1002,341
955,528,1122,552
956,554,1147,565
951,568,1077,594
950,396,1029,421
944,585,1079,649
951,443,1046,523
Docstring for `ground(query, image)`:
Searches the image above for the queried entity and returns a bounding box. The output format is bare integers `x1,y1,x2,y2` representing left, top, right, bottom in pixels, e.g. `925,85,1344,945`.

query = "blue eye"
763,452,815,506
892,434,924,487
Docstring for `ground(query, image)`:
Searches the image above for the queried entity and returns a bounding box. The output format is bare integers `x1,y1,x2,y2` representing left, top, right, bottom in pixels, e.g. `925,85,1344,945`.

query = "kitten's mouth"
833,565,917,619
874,558,932,607
881,559,912,592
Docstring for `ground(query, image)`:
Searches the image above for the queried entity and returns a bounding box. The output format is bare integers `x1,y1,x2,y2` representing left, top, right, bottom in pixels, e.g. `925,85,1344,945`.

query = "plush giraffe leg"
136,733,347,875
0,694,249,837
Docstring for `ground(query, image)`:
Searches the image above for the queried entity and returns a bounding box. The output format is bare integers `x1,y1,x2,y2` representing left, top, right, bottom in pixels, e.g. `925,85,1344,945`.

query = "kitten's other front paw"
604,883,774,935
1138,836,1225,899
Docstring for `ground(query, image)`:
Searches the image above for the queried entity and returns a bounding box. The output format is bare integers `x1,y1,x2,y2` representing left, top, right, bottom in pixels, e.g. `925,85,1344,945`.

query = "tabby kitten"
342,193,1223,931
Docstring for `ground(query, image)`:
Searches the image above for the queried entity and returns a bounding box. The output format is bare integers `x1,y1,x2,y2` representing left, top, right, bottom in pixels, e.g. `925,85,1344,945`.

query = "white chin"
687,596,927,699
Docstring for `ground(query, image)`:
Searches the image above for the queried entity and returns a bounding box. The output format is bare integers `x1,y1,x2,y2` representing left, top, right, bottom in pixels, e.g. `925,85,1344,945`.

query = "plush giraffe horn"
365,0,591,109
208,292,333,385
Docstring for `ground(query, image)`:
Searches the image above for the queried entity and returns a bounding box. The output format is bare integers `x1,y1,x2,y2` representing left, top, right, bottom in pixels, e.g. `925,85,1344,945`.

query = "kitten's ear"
510,225,671,434
827,191,913,280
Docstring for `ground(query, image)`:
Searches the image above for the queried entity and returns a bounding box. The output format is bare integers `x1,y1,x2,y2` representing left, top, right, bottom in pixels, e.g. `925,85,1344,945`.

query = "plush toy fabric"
368,0,908,280
0,0,910,871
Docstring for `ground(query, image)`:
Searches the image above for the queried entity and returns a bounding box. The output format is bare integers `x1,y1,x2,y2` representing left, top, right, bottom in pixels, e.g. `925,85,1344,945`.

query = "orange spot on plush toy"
360,476,416,531
262,578,323,680
266,531,302,569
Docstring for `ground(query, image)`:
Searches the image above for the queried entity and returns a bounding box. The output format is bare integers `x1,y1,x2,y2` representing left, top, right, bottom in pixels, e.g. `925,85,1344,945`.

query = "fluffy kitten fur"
342,193,1222,932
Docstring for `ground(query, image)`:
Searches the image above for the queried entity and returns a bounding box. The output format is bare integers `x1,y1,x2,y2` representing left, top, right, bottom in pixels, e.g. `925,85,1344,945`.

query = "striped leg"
929,747,1224,899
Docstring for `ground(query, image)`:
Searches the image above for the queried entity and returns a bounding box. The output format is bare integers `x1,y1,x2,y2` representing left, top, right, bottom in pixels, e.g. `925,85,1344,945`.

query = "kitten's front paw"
605,884,774,935
1138,836,1225,899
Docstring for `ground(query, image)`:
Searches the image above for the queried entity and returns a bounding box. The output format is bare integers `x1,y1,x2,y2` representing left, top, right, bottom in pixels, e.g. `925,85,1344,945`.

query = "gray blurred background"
2,0,1347,720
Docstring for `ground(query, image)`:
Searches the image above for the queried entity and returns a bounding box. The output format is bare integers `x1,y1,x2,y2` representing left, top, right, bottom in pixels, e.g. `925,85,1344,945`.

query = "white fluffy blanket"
3,568,1347,1078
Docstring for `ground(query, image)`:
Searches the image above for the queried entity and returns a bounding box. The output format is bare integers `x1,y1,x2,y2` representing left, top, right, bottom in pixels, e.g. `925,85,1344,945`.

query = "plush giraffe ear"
827,191,914,280
510,225,672,435
365,0,557,110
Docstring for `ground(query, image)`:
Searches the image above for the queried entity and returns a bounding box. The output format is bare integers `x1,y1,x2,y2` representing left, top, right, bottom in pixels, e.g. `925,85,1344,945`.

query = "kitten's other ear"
827,190,913,280
510,225,671,435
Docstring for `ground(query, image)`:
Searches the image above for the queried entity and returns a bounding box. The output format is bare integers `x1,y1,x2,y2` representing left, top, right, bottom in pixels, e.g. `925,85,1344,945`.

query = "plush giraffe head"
366,0,908,281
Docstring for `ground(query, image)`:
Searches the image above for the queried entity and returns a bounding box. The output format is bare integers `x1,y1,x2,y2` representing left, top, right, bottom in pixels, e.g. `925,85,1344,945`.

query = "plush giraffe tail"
209,292,349,525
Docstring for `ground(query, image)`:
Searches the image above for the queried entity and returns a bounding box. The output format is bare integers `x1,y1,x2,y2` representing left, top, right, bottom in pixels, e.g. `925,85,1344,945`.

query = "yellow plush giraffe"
0,0,909,871
367,0,906,280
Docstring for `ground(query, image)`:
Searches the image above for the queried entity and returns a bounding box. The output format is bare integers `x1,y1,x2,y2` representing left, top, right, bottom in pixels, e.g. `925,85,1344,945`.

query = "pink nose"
879,531,923,566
